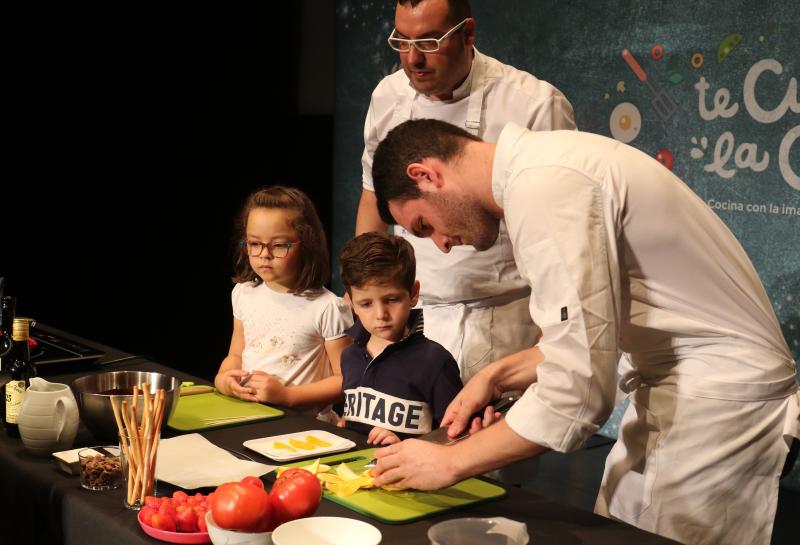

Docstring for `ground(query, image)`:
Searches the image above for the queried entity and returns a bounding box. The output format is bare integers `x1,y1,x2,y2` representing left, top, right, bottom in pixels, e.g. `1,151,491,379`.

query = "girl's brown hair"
232,185,330,293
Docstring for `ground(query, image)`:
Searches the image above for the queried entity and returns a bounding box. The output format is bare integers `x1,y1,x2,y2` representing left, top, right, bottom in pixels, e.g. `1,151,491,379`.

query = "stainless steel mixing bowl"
71,370,181,441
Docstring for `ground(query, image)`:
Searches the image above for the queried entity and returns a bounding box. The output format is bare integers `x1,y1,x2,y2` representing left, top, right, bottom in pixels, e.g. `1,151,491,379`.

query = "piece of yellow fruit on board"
275,459,331,477
327,480,364,497
306,458,320,475
280,458,395,496
317,473,344,484
335,462,360,481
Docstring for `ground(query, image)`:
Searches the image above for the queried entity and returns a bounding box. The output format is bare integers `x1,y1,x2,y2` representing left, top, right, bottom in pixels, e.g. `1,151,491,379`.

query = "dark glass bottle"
0,296,14,366
4,318,37,437
0,296,16,425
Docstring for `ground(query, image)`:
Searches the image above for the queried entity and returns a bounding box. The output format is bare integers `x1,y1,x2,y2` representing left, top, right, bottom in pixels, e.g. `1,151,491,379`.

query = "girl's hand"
247,371,288,405
219,369,258,400
368,426,401,445
336,414,347,428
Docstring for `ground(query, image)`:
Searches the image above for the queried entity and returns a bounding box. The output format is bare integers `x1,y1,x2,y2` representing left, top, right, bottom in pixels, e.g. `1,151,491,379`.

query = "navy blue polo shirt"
340,309,463,439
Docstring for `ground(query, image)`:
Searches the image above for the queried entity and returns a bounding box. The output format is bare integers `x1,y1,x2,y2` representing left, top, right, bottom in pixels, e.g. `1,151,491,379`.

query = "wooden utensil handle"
180,385,215,396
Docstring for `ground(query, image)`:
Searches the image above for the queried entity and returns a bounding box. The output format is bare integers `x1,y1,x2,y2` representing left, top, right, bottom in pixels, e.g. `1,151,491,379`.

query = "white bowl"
205,511,272,545
271,517,381,545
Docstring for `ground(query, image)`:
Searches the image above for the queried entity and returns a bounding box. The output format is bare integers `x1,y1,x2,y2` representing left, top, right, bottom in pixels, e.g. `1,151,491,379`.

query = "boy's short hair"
340,232,416,294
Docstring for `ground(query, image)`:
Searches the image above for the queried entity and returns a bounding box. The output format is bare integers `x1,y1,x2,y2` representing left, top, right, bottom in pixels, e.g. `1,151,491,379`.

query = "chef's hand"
247,371,288,405
441,369,501,438
466,405,503,435
372,439,459,490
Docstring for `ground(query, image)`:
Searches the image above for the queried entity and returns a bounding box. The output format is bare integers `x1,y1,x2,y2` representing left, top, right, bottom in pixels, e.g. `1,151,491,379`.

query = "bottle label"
5,380,26,424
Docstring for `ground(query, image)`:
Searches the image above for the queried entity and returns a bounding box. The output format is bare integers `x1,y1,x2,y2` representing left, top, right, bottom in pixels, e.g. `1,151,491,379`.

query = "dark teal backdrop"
332,0,798,360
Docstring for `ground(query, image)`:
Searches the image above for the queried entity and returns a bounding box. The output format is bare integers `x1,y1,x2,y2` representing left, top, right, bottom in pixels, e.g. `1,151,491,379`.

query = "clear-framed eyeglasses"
387,18,470,53
244,240,299,258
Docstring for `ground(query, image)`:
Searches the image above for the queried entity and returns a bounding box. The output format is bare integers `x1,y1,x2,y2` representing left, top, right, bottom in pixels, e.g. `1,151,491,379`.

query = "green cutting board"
281,448,507,524
168,392,284,431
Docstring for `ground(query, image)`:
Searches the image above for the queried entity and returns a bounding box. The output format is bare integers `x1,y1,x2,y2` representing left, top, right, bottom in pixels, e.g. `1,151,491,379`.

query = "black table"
0,326,679,544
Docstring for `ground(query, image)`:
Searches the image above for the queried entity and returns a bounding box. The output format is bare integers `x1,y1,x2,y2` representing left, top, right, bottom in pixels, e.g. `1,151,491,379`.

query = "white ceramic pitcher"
18,377,80,455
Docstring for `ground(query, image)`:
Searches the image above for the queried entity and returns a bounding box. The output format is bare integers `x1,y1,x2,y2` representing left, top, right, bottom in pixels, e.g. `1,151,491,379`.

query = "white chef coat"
362,49,576,380
493,123,799,545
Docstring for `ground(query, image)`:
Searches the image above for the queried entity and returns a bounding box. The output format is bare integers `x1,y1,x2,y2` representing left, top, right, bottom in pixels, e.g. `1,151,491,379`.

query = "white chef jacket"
362,49,576,379
494,123,798,545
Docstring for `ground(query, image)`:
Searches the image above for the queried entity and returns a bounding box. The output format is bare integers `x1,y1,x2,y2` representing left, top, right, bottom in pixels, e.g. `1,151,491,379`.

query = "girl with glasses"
214,186,353,421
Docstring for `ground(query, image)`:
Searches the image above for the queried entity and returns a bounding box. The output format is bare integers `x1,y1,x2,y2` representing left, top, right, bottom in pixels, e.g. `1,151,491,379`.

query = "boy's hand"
247,371,288,405
368,426,401,445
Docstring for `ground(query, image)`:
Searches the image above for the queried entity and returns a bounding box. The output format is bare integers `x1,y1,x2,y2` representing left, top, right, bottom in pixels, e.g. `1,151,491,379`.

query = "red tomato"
210,481,272,532
270,468,322,524
241,476,265,489
172,490,189,503
176,507,199,533
158,501,177,519
140,506,157,527
197,513,208,533
144,496,161,509
151,512,177,532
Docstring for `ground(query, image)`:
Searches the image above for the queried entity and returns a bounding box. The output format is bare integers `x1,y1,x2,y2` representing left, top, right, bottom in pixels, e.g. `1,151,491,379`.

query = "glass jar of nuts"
78,447,123,490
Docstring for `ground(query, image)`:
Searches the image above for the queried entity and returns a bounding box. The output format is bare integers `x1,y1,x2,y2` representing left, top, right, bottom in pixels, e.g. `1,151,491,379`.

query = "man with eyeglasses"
356,0,576,384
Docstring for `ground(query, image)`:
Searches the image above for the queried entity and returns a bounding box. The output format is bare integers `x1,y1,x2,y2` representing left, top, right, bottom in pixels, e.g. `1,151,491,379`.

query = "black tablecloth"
0,326,679,545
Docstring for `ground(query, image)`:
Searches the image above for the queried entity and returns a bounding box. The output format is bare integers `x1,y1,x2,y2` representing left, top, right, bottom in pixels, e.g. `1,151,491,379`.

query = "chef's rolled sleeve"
506,383,601,452
498,142,622,451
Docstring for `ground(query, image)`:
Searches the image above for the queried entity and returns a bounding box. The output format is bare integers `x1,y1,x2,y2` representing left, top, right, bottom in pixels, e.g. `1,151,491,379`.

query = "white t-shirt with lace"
232,282,353,388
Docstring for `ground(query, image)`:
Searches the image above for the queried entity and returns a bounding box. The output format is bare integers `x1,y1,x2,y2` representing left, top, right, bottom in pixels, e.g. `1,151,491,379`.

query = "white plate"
272,517,381,545
243,430,355,462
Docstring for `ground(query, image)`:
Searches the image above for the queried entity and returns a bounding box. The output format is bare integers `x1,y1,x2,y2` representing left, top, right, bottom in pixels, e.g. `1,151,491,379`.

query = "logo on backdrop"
691,58,798,191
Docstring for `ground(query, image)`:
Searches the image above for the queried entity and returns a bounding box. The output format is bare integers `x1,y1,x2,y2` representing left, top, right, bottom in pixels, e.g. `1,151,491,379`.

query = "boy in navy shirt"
338,232,462,445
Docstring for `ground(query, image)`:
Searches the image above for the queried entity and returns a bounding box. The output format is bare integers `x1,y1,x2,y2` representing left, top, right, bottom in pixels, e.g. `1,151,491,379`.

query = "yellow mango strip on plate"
288,437,316,450
305,435,333,448
273,441,297,453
